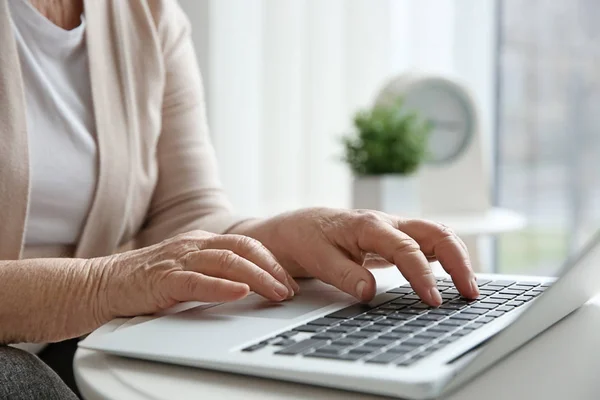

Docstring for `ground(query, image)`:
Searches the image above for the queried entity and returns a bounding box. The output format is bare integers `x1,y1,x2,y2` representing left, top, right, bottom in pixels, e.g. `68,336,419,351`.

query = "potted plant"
342,99,431,216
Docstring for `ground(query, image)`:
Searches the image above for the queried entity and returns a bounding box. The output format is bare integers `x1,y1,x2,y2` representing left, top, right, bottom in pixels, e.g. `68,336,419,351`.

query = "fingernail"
355,280,367,300
429,287,442,306
273,282,289,300
470,277,480,296
290,279,301,294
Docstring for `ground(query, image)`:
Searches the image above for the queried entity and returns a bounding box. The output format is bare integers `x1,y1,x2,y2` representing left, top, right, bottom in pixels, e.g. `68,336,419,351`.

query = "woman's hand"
96,231,298,321
232,208,479,306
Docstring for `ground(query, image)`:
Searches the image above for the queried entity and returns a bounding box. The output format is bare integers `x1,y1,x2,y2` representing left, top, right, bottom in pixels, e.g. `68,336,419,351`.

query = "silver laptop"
79,232,600,399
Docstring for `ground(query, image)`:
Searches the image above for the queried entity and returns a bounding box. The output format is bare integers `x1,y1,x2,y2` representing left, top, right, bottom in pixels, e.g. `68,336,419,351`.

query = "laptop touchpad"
207,292,352,320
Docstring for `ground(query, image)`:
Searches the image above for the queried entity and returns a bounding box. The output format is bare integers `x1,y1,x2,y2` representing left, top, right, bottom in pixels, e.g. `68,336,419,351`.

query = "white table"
423,207,526,272
75,267,599,400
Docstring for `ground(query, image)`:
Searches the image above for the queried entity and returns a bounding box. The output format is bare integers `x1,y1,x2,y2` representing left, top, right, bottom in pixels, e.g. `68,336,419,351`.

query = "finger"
284,269,301,294
183,249,290,301
314,246,377,302
202,235,294,298
164,271,250,303
393,219,478,299
355,217,441,306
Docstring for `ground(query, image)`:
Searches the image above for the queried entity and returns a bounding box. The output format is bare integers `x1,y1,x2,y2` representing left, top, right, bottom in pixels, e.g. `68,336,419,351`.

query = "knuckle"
337,266,355,290
217,250,238,272
356,210,382,225
437,223,456,239
393,237,421,255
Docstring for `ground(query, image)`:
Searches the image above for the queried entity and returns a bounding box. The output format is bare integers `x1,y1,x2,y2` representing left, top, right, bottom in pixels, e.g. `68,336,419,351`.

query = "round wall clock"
372,74,489,215
374,75,477,166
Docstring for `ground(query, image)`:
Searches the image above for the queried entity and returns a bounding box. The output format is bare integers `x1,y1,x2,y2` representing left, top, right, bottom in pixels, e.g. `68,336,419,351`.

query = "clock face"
402,81,474,165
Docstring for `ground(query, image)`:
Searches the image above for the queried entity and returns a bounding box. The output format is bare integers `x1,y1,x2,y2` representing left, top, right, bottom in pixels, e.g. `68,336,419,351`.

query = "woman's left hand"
233,207,479,306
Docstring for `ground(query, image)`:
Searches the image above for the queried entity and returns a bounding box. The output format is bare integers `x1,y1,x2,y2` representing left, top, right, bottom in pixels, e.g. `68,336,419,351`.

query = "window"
495,0,600,275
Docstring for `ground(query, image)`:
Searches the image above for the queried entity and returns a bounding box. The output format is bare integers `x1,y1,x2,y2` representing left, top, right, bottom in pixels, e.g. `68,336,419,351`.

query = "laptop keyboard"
242,278,550,366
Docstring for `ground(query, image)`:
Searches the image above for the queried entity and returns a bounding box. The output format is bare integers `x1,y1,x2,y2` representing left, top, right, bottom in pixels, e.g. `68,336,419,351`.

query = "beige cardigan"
0,0,245,261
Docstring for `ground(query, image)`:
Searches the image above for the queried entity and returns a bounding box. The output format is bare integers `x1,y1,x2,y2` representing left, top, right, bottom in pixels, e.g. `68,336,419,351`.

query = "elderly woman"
0,0,478,398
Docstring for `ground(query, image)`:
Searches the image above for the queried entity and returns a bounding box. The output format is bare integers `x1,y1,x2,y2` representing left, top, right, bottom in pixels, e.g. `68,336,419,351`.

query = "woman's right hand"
94,230,299,321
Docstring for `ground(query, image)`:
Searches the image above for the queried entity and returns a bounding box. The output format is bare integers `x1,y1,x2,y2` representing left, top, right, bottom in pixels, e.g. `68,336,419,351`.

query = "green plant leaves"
342,98,431,176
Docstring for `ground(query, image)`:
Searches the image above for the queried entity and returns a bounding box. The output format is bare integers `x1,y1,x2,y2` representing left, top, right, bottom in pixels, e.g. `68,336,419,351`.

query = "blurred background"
178,0,600,277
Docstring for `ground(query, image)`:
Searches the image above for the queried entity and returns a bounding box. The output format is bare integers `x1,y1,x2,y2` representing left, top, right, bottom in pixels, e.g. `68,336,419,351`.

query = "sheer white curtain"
179,0,497,217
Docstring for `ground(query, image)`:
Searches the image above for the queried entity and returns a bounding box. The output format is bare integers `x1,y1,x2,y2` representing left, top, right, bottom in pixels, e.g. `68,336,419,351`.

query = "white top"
9,0,97,246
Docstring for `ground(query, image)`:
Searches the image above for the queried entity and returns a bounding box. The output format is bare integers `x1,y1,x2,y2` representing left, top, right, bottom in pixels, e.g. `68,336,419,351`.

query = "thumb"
164,271,250,303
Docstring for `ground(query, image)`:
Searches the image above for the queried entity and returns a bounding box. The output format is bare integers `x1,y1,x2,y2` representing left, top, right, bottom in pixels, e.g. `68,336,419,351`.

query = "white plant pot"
352,174,421,217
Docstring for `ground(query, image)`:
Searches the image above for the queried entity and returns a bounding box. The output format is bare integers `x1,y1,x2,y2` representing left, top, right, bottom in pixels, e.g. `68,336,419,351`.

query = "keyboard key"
272,338,297,347
491,280,516,286
331,338,357,346
386,286,414,294
478,289,496,296
477,317,494,324
511,285,534,291
461,307,488,315
515,295,534,302
487,311,505,318
464,322,485,330
402,308,427,315
439,319,467,326
275,339,328,355
340,320,371,327
429,325,455,333
443,288,461,295
405,320,431,327
387,312,414,320
362,325,391,332
414,331,444,339
311,333,344,341
242,343,267,352
450,313,479,321
379,332,411,341
429,308,456,315
379,303,407,311
391,299,418,306
396,358,417,367
506,300,524,307
326,304,373,319
499,289,525,296
439,336,459,345
471,302,498,310
366,352,405,364
318,344,349,354
293,325,325,333
496,306,514,312
440,303,466,310
452,329,471,337
347,331,377,339
354,314,385,322
348,346,378,355
367,309,395,316
480,284,504,291
491,294,517,300
327,326,358,334
540,282,553,287
310,352,362,361
387,345,414,354
308,317,341,326
416,314,445,321
516,282,539,287
481,298,508,305
372,319,396,326
403,294,422,300
277,331,299,339
364,339,395,348
403,338,430,347
476,279,491,286
411,302,433,310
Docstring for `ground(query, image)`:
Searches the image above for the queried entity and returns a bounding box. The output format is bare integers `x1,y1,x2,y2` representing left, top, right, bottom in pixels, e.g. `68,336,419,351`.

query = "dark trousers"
0,339,80,400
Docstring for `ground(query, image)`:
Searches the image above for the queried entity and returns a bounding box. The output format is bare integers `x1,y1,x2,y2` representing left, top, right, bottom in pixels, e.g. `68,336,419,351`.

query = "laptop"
79,231,600,399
